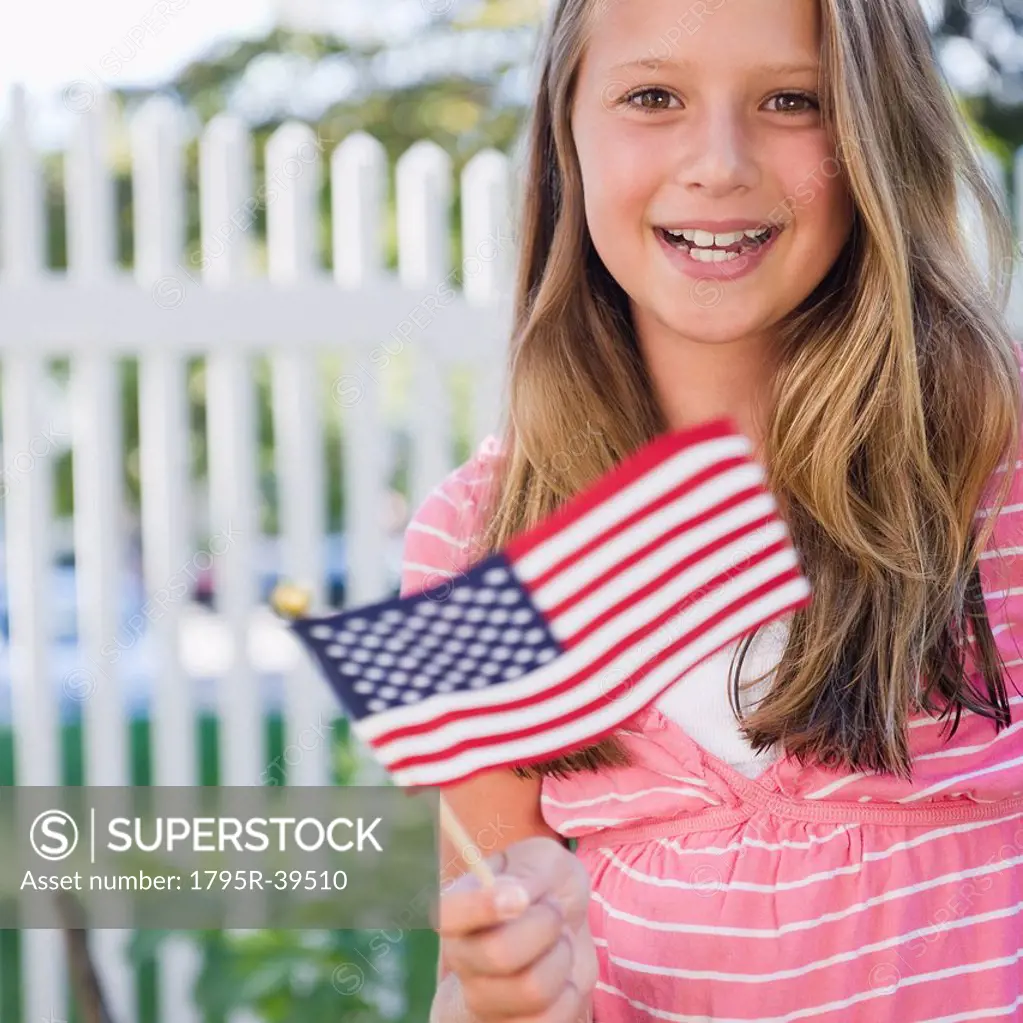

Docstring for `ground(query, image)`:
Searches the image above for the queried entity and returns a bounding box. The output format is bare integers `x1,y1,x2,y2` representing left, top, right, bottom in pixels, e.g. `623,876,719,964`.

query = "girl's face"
571,0,854,348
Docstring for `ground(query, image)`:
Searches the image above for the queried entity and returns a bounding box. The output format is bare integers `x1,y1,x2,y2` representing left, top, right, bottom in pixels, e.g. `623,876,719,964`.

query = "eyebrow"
610,58,820,76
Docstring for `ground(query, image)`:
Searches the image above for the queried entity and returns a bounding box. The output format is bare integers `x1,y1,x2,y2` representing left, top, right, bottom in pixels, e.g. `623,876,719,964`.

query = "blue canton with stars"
290,552,563,719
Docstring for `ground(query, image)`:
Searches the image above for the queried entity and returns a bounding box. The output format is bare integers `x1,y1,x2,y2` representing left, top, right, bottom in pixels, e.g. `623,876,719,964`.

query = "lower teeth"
690,249,740,263
661,230,771,263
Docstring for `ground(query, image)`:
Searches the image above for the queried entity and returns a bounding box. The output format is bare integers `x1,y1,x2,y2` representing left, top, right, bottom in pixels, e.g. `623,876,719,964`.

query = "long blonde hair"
476,0,1021,779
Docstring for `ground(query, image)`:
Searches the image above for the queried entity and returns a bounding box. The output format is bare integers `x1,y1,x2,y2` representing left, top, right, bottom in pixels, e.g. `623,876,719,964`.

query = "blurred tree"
932,0,1023,150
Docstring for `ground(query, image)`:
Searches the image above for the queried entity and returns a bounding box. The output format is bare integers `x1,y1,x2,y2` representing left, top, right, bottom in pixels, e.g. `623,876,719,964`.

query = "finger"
461,931,574,1020
444,899,564,978
537,980,592,1023
438,837,588,937
438,875,533,938
501,978,591,1023
568,922,599,1001
500,837,592,932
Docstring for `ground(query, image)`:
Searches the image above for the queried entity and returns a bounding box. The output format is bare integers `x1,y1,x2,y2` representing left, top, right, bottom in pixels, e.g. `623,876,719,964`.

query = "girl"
404,0,1023,1019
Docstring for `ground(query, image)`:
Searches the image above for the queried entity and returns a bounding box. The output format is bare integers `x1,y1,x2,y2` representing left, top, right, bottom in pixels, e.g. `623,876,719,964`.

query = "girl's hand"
438,835,597,1022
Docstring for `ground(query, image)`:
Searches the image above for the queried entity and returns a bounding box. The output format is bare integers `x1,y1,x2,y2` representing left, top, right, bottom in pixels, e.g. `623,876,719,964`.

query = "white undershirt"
653,617,791,778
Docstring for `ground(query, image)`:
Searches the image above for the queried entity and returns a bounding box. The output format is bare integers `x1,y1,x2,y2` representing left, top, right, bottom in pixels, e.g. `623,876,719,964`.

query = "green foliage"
126,927,440,1023
116,713,439,1023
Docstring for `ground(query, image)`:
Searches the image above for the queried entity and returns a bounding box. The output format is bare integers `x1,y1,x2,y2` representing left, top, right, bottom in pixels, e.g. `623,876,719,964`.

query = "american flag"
290,418,811,787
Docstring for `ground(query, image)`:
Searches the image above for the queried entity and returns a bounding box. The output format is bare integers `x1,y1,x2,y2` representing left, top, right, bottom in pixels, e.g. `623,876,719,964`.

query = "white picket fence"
0,84,514,1023
1,82,1023,1023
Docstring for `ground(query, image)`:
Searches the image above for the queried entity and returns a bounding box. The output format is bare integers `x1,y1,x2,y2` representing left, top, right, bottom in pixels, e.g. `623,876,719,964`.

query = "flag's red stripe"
381,568,810,776
559,509,780,651
368,535,795,749
521,454,752,592
504,419,739,562
536,488,772,634
398,593,814,789
371,524,783,747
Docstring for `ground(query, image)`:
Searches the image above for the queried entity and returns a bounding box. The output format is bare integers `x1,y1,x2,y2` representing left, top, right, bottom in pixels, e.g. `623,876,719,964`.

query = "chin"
667,310,772,346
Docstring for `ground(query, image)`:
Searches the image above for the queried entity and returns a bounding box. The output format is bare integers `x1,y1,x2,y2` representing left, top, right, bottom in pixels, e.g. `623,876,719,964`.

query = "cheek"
578,131,660,235
778,150,854,258
582,163,657,290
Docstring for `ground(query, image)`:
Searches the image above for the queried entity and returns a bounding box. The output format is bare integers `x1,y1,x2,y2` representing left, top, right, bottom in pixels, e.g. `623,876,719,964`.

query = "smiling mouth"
654,225,780,263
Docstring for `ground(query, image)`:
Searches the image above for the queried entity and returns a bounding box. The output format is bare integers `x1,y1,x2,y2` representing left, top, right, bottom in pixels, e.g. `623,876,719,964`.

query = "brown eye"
624,87,681,112
767,92,819,114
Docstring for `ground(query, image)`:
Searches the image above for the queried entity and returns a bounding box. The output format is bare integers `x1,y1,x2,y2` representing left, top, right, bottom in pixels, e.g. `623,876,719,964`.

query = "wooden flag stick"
439,794,496,888
55,892,115,1023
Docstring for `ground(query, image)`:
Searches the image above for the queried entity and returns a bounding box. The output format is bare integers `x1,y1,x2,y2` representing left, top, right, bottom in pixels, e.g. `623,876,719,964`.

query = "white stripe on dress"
656,824,860,857
897,752,1023,803
542,784,720,809
588,850,1023,938
595,948,1023,1022
595,809,1023,894
591,897,1023,985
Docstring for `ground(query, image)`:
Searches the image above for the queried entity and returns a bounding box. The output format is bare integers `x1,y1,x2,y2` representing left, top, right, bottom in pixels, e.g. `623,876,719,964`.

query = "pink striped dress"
401,422,1023,1021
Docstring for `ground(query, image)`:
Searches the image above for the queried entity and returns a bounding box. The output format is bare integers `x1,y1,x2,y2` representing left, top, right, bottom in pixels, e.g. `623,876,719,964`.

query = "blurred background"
0,0,1020,1020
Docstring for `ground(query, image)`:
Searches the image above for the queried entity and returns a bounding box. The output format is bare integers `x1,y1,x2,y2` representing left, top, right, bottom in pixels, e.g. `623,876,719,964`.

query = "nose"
674,105,760,197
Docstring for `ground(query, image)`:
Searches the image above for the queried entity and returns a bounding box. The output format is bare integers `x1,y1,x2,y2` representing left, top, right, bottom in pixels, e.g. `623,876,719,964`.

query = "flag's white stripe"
356,532,801,743
525,464,768,606
383,566,807,776
548,510,787,639
513,434,753,580
385,577,809,785
376,562,802,771
546,521,798,671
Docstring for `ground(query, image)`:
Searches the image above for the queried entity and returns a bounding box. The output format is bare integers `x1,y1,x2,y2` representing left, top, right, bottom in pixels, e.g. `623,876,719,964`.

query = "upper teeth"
663,227,771,247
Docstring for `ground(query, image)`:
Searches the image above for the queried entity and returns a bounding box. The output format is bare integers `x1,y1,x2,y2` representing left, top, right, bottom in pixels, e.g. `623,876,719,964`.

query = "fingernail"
492,878,529,918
